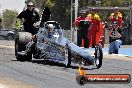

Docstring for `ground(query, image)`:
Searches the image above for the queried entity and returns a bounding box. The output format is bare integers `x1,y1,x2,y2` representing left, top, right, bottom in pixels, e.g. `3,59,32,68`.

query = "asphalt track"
0,40,131,88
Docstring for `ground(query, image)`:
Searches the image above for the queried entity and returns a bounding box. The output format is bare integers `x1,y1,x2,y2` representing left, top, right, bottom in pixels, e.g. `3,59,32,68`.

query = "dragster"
15,8,103,68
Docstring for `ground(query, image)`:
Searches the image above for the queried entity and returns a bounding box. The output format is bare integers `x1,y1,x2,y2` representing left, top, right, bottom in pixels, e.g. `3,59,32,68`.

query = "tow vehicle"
0,29,14,40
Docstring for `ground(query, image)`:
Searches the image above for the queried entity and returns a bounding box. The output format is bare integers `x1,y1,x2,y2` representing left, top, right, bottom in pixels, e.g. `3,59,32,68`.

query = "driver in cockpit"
47,24,54,38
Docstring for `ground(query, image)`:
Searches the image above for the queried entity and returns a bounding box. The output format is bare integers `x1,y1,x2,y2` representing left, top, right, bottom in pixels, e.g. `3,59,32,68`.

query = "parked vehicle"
0,29,14,40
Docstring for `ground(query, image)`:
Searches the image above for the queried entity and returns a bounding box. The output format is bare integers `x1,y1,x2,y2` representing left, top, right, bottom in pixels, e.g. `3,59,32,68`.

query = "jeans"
109,39,122,54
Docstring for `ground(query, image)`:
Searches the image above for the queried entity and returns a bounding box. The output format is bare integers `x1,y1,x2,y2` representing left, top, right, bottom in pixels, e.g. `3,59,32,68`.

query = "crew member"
109,7,122,28
74,10,89,48
87,8,101,47
17,2,40,35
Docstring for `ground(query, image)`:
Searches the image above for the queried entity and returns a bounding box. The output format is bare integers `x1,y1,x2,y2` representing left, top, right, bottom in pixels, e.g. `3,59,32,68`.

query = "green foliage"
2,9,18,28
51,0,70,30
44,0,54,8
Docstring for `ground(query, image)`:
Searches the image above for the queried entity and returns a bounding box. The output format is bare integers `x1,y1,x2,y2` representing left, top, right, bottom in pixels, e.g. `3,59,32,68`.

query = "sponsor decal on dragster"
47,48,65,62
39,37,65,61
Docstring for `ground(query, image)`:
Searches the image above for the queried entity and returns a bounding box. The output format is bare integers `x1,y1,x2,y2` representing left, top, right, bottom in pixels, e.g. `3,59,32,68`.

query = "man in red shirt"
74,10,90,48
109,7,122,28
87,8,101,47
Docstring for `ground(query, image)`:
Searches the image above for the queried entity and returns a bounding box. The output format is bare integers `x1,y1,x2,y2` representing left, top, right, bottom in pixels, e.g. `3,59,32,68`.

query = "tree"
26,0,71,30
2,9,18,28
51,0,71,30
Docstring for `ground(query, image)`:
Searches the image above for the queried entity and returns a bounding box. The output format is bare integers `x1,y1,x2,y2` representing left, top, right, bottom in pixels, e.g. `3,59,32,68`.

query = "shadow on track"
11,59,94,70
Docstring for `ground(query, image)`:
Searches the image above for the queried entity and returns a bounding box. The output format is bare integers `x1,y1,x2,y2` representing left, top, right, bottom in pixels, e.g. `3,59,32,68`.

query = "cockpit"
45,21,63,38
45,21,61,29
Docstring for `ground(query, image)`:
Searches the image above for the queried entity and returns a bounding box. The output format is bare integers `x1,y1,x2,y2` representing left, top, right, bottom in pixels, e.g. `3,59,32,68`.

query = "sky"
0,0,25,13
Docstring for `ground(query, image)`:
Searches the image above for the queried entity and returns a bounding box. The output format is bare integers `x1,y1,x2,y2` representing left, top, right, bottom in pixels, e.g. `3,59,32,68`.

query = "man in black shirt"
107,22,122,54
74,11,90,48
17,2,40,35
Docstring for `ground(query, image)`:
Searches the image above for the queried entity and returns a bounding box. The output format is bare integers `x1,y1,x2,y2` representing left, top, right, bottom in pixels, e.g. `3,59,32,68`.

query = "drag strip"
0,75,36,88
0,84,8,88
0,40,131,88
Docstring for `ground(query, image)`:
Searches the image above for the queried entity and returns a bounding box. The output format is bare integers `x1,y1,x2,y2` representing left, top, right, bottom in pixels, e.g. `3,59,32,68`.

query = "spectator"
107,22,122,54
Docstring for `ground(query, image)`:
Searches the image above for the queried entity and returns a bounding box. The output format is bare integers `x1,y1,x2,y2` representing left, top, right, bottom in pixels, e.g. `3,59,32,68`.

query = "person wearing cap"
87,8,101,48
107,22,122,54
17,2,40,35
109,7,122,28
73,10,90,48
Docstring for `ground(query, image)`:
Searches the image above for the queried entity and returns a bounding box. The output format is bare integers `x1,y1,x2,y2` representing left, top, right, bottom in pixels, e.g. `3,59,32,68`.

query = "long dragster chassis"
15,21,103,68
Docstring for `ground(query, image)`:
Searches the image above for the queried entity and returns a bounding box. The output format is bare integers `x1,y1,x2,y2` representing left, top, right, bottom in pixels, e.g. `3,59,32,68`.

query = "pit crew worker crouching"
17,2,40,35
74,10,89,48
107,22,122,54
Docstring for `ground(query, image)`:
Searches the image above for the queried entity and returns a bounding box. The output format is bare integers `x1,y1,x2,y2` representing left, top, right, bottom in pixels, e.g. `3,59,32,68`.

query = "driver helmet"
48,24,54,32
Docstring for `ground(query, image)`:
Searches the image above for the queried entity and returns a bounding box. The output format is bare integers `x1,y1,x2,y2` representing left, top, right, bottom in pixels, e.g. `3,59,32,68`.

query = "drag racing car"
15,20,103,68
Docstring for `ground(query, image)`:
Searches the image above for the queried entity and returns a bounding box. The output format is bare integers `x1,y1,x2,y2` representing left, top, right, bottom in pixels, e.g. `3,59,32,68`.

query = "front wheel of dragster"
94,43,103,69
64,45,71,68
